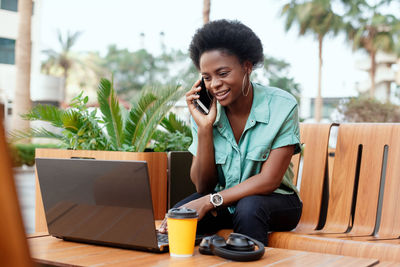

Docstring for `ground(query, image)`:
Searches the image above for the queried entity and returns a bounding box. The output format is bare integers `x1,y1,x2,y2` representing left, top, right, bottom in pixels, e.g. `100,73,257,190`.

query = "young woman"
160,19,302,246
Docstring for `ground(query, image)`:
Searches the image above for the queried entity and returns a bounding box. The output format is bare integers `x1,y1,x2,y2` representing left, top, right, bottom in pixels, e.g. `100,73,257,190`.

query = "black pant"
174,192,302,246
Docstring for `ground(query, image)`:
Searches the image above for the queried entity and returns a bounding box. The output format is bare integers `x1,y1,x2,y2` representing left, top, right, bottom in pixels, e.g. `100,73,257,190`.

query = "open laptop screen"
36,158,160,251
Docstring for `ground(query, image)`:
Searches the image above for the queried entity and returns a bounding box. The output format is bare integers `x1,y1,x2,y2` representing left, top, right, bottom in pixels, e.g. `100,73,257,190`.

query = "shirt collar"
213,100,223,127
214,82,270,126
251,83,270,124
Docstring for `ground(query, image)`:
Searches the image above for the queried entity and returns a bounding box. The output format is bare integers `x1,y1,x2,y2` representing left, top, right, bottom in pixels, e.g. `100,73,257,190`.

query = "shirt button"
262,154,267,159
218,123,222,128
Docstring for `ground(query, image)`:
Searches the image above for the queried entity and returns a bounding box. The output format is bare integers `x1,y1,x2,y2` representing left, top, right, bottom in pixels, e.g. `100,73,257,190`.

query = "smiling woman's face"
199,50,250,107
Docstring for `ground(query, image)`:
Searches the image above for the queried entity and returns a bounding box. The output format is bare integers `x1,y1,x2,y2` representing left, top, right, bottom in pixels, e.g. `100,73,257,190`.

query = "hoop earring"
241,73,251,96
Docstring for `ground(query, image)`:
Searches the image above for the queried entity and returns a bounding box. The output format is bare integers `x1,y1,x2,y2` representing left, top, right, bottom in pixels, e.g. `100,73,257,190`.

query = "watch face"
212,194,223,206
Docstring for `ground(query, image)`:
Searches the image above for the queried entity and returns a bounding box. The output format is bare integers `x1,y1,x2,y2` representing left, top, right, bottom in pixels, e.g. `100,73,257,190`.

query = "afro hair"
189,19,264,70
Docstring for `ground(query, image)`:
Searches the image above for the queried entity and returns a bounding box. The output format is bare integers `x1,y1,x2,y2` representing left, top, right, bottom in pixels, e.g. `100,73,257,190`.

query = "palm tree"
203,0,211,24
281,0,342,122
11,0,33,132
342,1,400,100
41,30,82,103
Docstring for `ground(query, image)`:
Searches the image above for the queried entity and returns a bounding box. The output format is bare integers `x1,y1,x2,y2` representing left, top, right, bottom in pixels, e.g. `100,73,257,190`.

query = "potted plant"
11,78,188,232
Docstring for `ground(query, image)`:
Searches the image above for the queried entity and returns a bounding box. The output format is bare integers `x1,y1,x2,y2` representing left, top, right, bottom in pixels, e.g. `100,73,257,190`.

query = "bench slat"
294,123,334,232
377,125,400,238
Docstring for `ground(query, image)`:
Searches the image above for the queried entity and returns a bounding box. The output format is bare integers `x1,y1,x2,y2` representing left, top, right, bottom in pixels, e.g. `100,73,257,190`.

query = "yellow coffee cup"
167,207,198,257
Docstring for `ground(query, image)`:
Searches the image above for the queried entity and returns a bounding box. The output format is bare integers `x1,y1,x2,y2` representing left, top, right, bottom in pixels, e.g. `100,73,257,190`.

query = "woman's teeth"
215,89,230,100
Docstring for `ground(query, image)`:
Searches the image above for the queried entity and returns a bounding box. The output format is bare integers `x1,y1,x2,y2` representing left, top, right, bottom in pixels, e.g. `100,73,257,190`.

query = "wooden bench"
269,123,400,262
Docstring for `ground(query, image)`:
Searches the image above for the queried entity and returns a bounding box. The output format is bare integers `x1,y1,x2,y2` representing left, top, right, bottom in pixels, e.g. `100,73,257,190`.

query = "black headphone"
199,233,265,261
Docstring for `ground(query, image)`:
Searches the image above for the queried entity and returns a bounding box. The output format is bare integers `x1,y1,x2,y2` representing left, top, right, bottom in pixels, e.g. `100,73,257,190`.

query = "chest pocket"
215,152,228,165
246,145,270,162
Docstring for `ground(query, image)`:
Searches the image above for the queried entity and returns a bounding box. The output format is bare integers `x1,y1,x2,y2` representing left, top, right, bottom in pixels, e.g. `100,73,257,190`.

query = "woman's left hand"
181,195,214,220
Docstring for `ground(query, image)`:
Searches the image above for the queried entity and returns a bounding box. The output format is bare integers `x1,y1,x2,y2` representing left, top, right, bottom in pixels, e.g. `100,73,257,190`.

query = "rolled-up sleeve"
271,105,301,155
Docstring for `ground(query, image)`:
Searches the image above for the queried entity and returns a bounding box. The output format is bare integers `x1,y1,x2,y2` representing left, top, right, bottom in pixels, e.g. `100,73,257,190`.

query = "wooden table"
28,235,380,267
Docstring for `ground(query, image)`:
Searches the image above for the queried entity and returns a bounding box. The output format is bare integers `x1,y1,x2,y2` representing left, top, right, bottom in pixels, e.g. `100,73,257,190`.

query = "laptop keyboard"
157,232,169,245
157,232,206,247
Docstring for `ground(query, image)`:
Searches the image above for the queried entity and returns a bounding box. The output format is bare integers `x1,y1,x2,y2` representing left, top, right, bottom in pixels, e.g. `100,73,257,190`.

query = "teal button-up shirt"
188,83,301,212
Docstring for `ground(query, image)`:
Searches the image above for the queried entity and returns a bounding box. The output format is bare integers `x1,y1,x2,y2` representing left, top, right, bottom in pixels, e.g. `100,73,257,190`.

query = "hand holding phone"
193,78,213,115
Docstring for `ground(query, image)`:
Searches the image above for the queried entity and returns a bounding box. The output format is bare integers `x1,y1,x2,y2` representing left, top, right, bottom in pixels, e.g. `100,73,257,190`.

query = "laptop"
36,158,185,253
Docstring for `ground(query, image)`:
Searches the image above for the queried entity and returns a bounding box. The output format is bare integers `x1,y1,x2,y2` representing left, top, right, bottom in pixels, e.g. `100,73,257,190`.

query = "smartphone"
194,78,213,115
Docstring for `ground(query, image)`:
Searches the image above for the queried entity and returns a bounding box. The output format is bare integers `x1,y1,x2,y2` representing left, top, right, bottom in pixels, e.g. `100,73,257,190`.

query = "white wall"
31,74,63,102
299,97,311,120
0,63,16,97
0,9,18,39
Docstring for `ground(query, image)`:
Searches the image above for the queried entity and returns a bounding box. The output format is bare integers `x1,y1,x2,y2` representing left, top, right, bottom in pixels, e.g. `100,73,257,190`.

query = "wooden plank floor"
28,236,379,267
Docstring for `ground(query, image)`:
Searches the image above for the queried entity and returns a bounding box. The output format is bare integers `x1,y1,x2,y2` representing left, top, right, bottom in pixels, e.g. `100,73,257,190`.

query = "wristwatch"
210,193,224,208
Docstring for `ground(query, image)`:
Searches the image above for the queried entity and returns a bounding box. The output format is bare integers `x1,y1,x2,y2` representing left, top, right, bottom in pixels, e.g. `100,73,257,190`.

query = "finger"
159,219,168,233
186,92,200,101
187,80,202,94
209,98,217,116
186,93,200,114
186,86,201,98
159,227,167,234
159,217,167,228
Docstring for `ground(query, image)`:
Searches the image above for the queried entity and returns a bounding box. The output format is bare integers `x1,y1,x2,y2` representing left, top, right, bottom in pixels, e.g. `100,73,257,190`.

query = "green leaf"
9,127,65,142
124,91,157,148
21,104,64,128
160,113,191,137
61,109,83,133
135,84,185,152
97,77,124,149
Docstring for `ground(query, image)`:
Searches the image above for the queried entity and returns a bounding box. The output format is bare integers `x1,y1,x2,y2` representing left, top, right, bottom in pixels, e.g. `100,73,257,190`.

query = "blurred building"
300,96,349,122
0,0,63,130
300,52,400,122
355,51,400,103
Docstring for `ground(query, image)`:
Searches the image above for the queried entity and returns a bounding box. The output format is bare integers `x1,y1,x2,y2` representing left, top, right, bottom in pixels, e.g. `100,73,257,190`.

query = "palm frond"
124,91,158,149
135,84,185,152
97,77,124,149
57,29,64,50
282,3,296,31
67,31,83,51
374,32,394,52
352,27,366,50
9,127,64,142
21,104,64,127
160,113,191,137
61,109,83,133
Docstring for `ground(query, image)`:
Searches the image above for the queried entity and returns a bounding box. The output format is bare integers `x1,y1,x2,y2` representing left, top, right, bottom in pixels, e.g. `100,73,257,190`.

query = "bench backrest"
374,124,400,238
322,123,400,235
0,119,33,267
294,123,334,231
